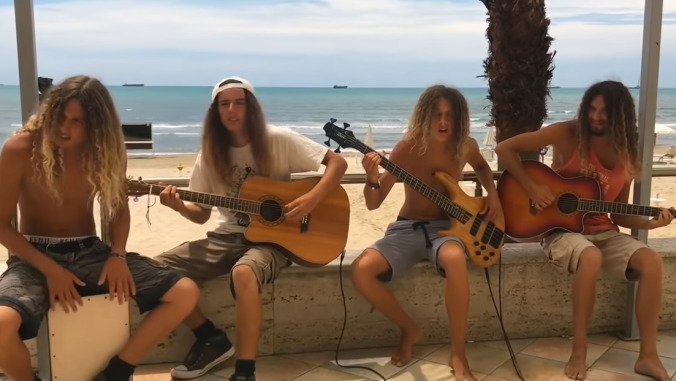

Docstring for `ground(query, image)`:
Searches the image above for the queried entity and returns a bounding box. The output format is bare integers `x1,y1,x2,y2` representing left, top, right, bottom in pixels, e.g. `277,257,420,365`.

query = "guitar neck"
147,184,261,215
347,140,468,221
579,199,673,218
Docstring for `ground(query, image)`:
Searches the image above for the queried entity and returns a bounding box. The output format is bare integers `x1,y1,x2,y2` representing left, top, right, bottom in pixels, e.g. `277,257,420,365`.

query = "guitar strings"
145,183,288,212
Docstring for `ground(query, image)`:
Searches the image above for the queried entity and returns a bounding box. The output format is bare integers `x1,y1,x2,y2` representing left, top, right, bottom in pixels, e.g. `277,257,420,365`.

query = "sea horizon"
2,85,675,155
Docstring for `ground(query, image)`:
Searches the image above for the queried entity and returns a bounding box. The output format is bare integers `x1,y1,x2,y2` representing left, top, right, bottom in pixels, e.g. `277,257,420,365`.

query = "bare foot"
390,326,423,367
564,345,588,380
635,355,671,381
449,352,478,381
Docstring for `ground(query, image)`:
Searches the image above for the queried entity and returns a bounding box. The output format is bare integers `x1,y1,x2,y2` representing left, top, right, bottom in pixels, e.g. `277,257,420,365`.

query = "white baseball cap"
211,76,255,102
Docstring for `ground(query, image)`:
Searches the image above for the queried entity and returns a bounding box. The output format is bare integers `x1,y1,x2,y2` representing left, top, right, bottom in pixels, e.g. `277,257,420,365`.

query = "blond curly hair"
403,85,470,163
16,75,127,219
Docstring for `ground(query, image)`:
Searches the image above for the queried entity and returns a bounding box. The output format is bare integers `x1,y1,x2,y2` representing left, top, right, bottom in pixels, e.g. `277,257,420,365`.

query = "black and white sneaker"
170,331,235,379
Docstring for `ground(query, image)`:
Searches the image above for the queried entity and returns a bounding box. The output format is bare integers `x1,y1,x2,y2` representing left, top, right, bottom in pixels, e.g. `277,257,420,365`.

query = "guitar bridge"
300,215,310,233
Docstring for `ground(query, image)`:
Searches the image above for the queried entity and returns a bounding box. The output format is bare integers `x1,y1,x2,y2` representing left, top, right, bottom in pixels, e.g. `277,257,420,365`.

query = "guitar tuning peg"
343,123,350,129
324,139,332,147
330,118,337,123
334,147,341,153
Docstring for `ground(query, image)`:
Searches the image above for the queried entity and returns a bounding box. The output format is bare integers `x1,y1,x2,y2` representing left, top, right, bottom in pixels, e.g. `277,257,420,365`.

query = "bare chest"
22,166,95,211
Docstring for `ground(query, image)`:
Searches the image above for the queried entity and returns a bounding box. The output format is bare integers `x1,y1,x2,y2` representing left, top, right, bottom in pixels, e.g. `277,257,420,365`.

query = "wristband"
110,252,126,260
366,180,380,190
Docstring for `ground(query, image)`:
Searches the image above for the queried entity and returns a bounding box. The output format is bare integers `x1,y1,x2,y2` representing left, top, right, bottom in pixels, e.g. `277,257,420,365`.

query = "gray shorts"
369,218,466,282
0,236,184,340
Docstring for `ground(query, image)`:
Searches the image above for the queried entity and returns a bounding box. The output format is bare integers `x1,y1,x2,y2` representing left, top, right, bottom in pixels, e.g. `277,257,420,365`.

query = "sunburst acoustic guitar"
497,160,676,242
323,119,505,268
127,176,350,267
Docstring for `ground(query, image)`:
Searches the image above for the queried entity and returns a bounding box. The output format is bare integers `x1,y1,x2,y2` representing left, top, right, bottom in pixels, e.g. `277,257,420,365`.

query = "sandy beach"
2,151,675,262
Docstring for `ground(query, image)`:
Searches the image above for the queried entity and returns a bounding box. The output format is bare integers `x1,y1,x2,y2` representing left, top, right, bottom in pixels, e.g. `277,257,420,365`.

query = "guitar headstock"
322,118,355,154
126,177,151,196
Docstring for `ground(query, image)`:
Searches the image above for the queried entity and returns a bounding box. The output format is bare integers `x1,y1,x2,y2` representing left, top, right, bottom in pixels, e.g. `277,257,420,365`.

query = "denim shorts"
0,235,184,340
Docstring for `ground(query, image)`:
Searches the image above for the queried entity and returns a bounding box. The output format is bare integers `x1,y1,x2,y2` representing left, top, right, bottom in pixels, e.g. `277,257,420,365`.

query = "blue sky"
0,0,675,87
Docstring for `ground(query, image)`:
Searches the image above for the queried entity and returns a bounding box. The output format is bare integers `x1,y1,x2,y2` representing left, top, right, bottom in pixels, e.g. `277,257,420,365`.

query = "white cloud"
0,0,674,86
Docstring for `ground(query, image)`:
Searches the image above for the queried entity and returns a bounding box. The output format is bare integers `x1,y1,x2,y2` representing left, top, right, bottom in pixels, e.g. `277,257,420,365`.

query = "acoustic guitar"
127,176,350,267
497,160,675,242
323,119,505,268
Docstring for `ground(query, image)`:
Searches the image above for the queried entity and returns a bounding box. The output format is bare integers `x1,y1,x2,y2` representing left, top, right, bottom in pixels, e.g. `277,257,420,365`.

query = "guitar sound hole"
260,200,283,222
557,193,579,214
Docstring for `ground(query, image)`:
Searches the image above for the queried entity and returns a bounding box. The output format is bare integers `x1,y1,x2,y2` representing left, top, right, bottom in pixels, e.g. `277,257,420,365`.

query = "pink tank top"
553,149,628,232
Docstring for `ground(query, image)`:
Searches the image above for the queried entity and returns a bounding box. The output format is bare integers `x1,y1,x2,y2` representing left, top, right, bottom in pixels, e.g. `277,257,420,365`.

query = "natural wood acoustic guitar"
496,160,675,242
127,176,350,267
323,119,505,267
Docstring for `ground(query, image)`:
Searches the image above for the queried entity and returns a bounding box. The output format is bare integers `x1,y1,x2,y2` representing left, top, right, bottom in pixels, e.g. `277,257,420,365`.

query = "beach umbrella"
483,125,496,147
364,125,374,147
654,124,676,134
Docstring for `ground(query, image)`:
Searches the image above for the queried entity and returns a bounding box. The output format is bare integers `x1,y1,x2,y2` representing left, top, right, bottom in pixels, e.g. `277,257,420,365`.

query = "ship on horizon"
333,85,347,89
123,83,144,87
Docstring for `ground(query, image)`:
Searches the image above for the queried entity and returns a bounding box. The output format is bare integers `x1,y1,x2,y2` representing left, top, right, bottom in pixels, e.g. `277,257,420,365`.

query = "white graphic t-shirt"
188,125,329,234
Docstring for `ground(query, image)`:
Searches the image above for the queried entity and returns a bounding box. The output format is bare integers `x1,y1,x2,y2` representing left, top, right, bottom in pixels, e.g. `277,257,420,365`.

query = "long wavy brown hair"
403,85,470,163
16,75,127,219
202,80,271,186
576,80,640,180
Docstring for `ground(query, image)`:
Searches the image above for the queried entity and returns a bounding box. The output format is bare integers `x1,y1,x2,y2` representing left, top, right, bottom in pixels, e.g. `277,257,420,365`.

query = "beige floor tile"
584,368,652,381
613,333,676,359
283,344,442,367
588,333,620,347
477,338,534,354
520,337,609,364
425,343,512,375
292,366,368,380
324,358,414,380
592,348,676,379
481,377,512,381
388,360,457,381
386,360,489,381
133,363,179,380
290,344,446,380
213,355,315,381
490,354,570,381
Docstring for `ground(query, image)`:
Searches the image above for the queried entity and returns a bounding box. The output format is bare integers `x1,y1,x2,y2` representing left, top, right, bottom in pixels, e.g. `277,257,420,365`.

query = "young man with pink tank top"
495,80,674,381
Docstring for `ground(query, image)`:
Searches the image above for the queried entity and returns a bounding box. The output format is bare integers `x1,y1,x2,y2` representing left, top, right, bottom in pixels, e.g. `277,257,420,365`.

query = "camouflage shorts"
0,236,184,340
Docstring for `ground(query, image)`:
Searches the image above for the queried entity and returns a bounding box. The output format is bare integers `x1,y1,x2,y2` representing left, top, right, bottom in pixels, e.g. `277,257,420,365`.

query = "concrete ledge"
13,237,676,366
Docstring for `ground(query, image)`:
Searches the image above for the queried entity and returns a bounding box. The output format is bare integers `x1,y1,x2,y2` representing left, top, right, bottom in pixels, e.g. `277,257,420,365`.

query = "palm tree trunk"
479,0,556,168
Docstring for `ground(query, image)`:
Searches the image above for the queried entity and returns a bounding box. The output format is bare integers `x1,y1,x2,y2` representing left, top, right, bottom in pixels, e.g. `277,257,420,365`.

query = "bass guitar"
127,176,350,267
496,160,675,242
323,119,505,268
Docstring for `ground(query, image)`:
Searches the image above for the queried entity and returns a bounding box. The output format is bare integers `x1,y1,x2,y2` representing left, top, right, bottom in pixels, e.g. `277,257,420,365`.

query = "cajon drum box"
37,294,130,381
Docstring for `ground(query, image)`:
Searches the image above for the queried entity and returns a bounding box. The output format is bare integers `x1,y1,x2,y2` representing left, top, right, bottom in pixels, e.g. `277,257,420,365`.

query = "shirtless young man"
494,80,673,381
351,85,502,381
0,75,200,381
155,77,347,381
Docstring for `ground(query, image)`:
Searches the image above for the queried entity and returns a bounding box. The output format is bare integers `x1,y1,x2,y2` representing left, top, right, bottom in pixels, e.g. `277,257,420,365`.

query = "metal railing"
9,167,676,251
128,165,676,199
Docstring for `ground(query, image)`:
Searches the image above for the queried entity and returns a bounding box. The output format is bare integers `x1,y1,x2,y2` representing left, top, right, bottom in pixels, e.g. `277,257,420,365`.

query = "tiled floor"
2,330,674,380
127,330,676,380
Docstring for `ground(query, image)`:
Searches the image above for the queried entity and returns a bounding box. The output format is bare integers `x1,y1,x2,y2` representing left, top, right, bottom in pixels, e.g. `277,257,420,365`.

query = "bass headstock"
322,118,355,154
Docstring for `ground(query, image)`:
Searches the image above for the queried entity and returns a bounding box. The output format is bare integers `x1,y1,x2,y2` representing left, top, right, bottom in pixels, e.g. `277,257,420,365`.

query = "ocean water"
1,86,675,154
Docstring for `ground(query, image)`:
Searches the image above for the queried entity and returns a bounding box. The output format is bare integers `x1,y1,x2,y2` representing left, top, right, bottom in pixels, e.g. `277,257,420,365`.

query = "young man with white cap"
155,77,347,381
